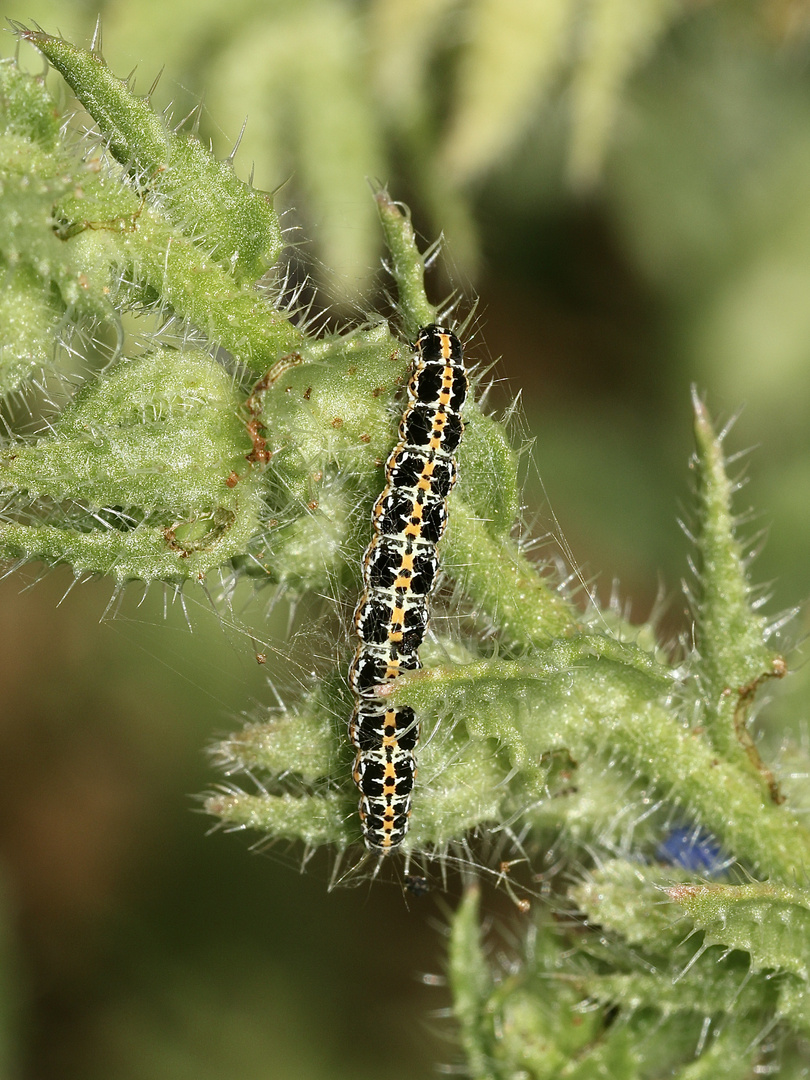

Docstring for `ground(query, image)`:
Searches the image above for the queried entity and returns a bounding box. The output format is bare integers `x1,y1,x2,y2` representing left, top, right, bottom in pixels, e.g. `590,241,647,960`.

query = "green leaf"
54,173,303,373
0,348,264,582
690,391,787,792
442,0,574,184
448,888,497,1080
204,0,385,298
211,682,343,785
390,646,810,880
571,858,692,951
18,27,283,284
667,880,810,981
405,724,506,848
205,790,351,848
585,963,775,1023
0,139,113,318
449,894,611,1080
568,0,681,188
441,500,579,649
0,62,119,385
248,323,407,501
456,407,521,540
0,260,65,395
0,57,60,148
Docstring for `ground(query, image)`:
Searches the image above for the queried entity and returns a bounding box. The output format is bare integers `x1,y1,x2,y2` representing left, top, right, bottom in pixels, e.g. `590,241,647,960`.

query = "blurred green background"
2,0,810,1076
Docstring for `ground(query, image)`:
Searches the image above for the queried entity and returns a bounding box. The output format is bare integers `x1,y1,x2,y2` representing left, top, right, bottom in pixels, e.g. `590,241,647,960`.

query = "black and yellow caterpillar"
348,325,467,852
